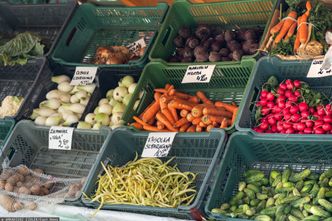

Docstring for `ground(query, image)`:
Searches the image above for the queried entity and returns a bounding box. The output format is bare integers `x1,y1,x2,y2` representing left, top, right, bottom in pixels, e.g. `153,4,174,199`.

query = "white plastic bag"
322,31,332,70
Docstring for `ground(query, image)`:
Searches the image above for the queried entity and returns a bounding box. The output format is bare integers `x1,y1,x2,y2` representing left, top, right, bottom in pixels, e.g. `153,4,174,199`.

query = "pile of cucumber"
212,168,332,221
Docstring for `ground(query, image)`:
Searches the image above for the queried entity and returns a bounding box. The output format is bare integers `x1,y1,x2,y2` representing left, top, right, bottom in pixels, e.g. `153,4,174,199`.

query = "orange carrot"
208,115,226,123
231,107,239,126
196,125,202,132
215,101,238,113
142,101,160,122
201,115,211,125
294,17,301,53
169,89,190,99
156,112,177,132
157,121,165,130
188,96,200,104
186,113,194,122
196,91,213,105
161,108,176,125
165,83,171,90
154,92,161,101
270,20,285,35
274,11,297,44
206,125,214,132
305,0,312,14
143,124,169,132
180,123,191,132
131,122,143,130
203,107,233,118
169,100,194,111
148,117,155,125
169,106,178,122
154,88,167,93
159,95,169,110
191,105,204,118
231,102,237,107
192,118,201,125
298,14,308,44
180,109,189,118
186,125,196,132
220,118,228,128
174,118,188,128
199,121,207,128
284,22,297,41
133,116,148,126
166,85,174,95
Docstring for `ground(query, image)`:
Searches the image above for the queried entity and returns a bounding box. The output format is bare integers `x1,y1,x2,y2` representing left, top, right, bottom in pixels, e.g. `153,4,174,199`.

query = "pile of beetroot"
253,76,332,134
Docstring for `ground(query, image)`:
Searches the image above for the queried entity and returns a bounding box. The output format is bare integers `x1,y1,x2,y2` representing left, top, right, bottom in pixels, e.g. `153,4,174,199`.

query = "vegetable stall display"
31,75,95,126
211,168,332,220
253,76,332,134
264,0,332,58
131,84,238,132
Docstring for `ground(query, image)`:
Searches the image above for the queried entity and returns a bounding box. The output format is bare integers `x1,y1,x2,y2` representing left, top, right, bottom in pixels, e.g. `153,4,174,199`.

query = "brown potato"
0,180,6,189
33,168,44,175
4,183,13,192
30,185,41,195
25,202,37,210
16,181,23,188
13,201,23,211
18,186,31,195
17,165,30,176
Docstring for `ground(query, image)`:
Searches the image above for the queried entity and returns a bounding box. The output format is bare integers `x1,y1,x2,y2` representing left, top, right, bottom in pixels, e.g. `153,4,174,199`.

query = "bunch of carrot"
131,84,238,132
270,0,312,53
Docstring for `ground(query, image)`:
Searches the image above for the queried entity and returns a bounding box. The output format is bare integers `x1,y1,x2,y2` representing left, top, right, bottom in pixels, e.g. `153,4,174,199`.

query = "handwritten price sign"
49,127,74,150
142,132,177,158
182,65,215,83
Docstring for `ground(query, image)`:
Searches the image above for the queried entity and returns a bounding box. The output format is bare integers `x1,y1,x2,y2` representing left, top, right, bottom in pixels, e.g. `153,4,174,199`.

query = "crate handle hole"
66,27,77,46
161,26,173,46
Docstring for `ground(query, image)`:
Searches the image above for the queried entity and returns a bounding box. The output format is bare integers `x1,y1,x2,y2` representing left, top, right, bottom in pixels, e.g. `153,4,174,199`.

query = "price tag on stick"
127,38,146,54
49,126,74,150
70,66,97,86
307,58,332,78
182,65,216,83
142,132,177,158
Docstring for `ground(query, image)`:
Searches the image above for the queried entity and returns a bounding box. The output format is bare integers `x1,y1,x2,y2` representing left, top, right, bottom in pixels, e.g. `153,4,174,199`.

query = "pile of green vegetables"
0,32,44,66
212,168,332,221
85,156,197,213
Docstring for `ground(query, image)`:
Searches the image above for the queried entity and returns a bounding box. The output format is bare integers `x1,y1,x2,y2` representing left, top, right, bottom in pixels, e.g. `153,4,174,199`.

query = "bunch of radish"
253,76,332,134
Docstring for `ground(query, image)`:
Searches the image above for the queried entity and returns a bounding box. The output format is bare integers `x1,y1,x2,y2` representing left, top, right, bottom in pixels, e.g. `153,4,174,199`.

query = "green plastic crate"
235,56,327,132
205,131,332,220
0,120,111,205
50,3,168,71
123,59,256,133
82,128,226,219
0,119,15,150
149,0,276,66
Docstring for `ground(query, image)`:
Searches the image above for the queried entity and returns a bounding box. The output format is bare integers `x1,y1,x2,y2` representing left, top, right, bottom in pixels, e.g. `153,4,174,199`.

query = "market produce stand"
0,0,332,220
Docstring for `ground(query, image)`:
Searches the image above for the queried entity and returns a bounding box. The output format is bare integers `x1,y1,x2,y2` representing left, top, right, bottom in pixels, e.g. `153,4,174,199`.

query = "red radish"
283,122,292,129
288,95,298,102
266,92,275,101
285,128,294,134
326,104,332,111
315,120,324,127
273,107,282,114
285,79,293,85
271,125,277,132
258,100,267,106
305,120,314,128
253,127,264,133
260,122,269,130
267,102,274,109
266,130,273,133
296,123,306,131
279,83,287,90
301,111,309,118
298,132,304,134
293,80,301,88
291,114,301,122
278,101,286,109
317,108,326,116
268,117,276,125
309,107,315,114
299,102,308,112
314,127,325,134
286,82,294,90
261,107,271,116
322,123,331,131
290,106,299,114
294,90,301,97
284,113,292,120
277,88,285,95
274,114,283,121
324,116,332,123
304,127,313,134
285,101,293,108
277,123,283,131
285,90,293,98
276,97,286,104
261,90,268,98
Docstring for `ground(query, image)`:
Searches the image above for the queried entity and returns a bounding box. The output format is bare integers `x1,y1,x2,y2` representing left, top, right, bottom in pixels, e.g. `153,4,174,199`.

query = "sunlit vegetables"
31,75,95,126
77,75,140,129
84,156,197,213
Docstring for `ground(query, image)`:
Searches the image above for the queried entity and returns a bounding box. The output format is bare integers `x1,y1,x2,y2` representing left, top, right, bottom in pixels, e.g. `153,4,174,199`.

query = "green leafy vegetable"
0,32,44,66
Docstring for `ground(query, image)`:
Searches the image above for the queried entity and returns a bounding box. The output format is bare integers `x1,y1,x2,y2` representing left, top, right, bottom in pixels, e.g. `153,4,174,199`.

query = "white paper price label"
49,126,74,150
142,132,177,158
307,59,332,78
70,67,97,86
182,65,216,83
127,38,146,54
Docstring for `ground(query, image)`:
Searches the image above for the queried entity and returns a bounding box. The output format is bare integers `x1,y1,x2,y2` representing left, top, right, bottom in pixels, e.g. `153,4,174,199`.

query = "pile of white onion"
77,75,141,130
31,75,95,126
